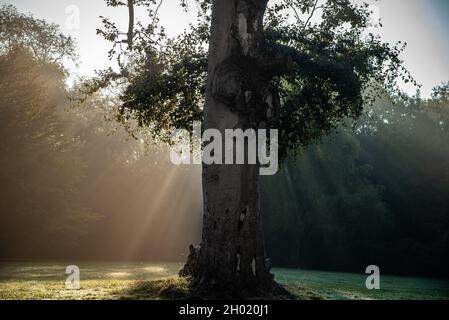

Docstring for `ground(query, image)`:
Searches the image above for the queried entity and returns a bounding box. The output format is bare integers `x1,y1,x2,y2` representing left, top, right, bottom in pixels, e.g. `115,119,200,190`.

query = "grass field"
0,262,448,300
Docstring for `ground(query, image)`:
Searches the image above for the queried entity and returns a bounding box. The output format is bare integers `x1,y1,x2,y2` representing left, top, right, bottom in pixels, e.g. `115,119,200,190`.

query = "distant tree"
261,127,392,271
261,89,449,278
357,92,449,277
0,5,96,259
427,82,449,134
92,0,412,298
0,4,77,64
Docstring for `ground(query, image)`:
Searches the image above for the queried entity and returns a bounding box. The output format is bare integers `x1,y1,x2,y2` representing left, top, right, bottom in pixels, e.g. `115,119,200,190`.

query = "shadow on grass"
114,277,323,300
283,283,324,300
114,277,190,300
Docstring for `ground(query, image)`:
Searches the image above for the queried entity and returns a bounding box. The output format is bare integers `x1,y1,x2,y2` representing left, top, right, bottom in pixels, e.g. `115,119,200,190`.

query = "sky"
4,0,449,97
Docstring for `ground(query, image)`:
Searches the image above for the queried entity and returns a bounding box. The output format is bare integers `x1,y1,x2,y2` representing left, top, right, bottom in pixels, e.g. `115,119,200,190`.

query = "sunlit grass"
0,277,322,300
0,277,190,300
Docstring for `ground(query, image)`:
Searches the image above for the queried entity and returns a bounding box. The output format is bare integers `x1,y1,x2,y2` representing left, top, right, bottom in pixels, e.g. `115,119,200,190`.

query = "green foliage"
261,91,449,278
84,0,211,142
262,126,391,270
91,0,413,157
118,34,207,140
264,0,415,157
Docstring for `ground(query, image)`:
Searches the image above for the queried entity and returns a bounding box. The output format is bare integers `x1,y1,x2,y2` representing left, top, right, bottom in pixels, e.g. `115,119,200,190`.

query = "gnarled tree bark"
181,0,290,299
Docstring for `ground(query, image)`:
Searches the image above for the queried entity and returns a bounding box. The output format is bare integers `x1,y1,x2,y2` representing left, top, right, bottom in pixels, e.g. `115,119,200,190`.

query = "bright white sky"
4,0,449,97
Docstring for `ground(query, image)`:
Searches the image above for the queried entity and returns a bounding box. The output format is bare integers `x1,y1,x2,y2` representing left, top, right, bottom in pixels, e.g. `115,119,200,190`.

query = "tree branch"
301,0,320,32
127,0,134,49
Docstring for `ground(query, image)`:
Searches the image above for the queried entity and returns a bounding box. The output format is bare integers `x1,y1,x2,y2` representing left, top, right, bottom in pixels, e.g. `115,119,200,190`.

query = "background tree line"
0,5,201,262
262,88,449,278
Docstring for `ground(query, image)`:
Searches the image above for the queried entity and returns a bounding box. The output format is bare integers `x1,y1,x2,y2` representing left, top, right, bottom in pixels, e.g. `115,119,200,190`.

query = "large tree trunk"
181,0,290,299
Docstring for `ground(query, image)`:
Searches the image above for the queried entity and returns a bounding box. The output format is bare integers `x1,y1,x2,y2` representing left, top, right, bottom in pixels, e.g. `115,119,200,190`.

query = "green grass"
275,268,449,300
1,262,448,300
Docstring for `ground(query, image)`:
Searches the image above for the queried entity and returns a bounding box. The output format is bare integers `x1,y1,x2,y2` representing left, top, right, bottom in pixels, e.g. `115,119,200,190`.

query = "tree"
261,127,392,272
0,5,99,259
0,4,77,64
262,89,449,278
91,0,411,298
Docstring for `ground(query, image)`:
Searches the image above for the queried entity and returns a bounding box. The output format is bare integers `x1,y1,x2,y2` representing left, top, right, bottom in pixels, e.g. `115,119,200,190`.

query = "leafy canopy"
89,0,414,158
